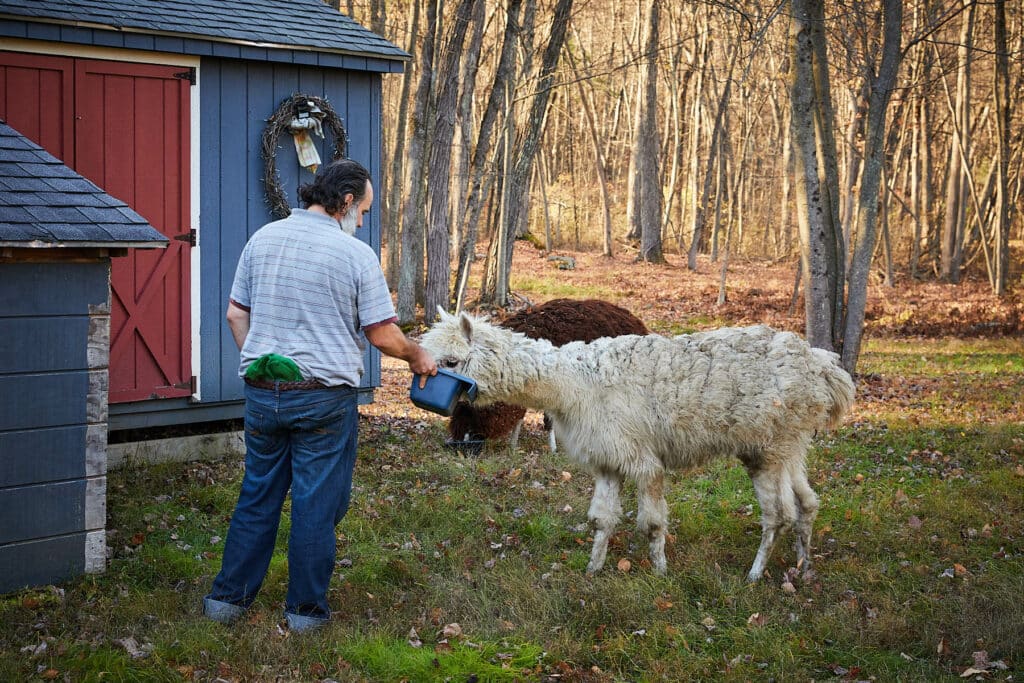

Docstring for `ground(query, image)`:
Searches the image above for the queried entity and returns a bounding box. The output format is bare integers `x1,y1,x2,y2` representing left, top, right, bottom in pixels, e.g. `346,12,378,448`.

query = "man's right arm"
364,322,437,383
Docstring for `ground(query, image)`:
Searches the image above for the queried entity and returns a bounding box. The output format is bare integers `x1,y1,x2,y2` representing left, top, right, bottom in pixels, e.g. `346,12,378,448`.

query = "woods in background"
335,0,1022,372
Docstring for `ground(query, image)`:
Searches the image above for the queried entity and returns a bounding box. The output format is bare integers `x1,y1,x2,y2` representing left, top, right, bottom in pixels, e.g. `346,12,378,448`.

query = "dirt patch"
459,241,1022,338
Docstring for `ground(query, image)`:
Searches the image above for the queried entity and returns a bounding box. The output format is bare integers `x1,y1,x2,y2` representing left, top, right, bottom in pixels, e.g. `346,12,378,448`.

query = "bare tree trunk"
452,0,486,259
918,74,937,274
454,0,522,312
625,77,643,244
878,165,896,288
686,16,709,253
397,0,439,324
779,101,794,257
809,0,846,348
567,37,614,257
840,84,868,260
424,0,476,319
711,132,726,262
841,0,903,373
993,0,1011,295
688,54,736,270
637,0,664,263
940,1,974,284
494,99,514,306
904,0,939,277
368,0,385,35
385,2,419,289
789,0,843,352
536,157,553,251
482,0,575,306
661,33,693,253
909,36,923,280
624,7,644,244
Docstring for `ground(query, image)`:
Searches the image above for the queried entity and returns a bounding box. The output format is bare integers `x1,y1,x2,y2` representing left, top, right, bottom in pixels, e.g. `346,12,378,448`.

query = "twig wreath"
261,94,348,219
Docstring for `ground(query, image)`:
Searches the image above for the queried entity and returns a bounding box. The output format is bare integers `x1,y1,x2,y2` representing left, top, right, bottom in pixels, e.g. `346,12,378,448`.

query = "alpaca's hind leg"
586,473,623,574
508,419,523,451
636,471,669,575
788,460,819,575
543,413,557,453
747,463,798,582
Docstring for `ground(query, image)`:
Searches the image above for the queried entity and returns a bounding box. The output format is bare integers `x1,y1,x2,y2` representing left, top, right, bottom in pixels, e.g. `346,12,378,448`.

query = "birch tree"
789,0,844,352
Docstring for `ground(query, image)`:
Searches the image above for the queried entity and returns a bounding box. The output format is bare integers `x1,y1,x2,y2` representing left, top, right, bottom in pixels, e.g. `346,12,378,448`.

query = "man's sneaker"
203,597,247,625
285,611,329,633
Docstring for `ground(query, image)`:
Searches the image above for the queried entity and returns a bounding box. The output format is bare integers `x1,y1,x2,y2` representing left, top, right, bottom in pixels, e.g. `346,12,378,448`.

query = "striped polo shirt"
229,208,397,387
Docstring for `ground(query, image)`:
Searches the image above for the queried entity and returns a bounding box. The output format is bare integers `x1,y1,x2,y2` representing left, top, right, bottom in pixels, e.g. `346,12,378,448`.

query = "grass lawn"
2,325,1022,681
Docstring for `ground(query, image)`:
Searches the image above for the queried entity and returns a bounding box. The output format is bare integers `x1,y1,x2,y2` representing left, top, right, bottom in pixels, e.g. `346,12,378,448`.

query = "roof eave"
0,13,411,62
0,240,169,249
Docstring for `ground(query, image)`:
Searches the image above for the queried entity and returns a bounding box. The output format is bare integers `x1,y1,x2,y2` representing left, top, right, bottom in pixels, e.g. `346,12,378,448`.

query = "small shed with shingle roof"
0,119,166,592
0,0,408,431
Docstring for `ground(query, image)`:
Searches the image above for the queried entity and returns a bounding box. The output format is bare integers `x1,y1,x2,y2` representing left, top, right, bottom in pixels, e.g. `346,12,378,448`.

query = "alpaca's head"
420,309,520,404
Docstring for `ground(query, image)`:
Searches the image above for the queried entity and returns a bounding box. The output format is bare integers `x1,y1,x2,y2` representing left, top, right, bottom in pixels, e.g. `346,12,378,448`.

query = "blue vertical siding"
196,58,387,406
0,261,106,592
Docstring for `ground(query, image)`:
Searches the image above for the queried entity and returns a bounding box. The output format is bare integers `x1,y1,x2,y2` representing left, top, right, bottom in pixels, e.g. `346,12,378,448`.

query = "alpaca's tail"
812,348,856,429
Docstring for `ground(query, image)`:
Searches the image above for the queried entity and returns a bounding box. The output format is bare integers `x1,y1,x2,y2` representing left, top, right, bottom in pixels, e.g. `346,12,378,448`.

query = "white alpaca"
421,311,855,581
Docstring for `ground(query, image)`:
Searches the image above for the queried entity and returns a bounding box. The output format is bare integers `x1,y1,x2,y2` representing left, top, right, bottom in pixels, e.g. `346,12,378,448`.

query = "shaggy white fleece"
421,311,855,581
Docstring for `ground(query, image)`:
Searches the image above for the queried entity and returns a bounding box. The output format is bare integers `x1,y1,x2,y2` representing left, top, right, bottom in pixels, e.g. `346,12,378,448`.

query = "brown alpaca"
448,299,648,450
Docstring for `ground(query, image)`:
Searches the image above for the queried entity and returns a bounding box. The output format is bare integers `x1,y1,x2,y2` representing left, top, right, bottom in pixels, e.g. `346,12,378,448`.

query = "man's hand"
409,346,437,389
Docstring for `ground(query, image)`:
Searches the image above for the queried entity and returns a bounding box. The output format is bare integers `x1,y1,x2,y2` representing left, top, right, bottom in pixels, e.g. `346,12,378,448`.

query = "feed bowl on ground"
444,437,486,456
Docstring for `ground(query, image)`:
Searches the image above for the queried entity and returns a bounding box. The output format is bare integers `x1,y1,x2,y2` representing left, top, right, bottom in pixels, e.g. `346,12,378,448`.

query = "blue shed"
0,0,408,430
0,120,166,592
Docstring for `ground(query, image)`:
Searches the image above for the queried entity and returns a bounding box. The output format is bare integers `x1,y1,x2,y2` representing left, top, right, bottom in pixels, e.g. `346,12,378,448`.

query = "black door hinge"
174,229,197,247
167,375,197,392
174,67,196,85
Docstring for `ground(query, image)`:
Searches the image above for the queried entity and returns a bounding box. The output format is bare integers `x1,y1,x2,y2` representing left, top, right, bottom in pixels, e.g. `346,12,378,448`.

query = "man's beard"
339,205,360,235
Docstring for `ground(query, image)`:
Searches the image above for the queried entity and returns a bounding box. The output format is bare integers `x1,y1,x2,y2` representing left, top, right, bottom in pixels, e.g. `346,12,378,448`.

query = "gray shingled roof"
0,120,167,247
0,0,408,61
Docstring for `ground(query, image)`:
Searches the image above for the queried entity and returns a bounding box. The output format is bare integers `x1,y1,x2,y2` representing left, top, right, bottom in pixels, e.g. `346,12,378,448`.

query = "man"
203,159,436,632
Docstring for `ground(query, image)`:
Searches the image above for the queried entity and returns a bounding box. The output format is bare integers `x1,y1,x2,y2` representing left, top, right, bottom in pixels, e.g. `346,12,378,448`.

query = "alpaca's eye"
441,358,460,369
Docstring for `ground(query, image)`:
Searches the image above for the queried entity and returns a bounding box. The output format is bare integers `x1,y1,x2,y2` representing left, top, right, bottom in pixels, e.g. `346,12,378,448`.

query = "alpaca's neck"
489,335,577,413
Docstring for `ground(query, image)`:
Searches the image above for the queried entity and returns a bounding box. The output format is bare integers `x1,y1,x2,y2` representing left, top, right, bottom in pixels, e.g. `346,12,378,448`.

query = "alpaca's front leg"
586,474,623,574
636,471,669,575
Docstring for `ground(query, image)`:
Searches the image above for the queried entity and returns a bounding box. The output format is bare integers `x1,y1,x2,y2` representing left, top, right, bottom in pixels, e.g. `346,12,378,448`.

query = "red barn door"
0,53,74,163
1,52,193,403
74,60,193,402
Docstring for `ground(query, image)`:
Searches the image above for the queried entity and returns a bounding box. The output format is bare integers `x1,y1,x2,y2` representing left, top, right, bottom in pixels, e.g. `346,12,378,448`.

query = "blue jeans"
207,383,358,623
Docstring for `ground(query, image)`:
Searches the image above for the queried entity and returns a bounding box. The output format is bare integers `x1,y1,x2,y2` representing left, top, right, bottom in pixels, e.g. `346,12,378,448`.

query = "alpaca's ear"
458,312,474,343
437,306,454,323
